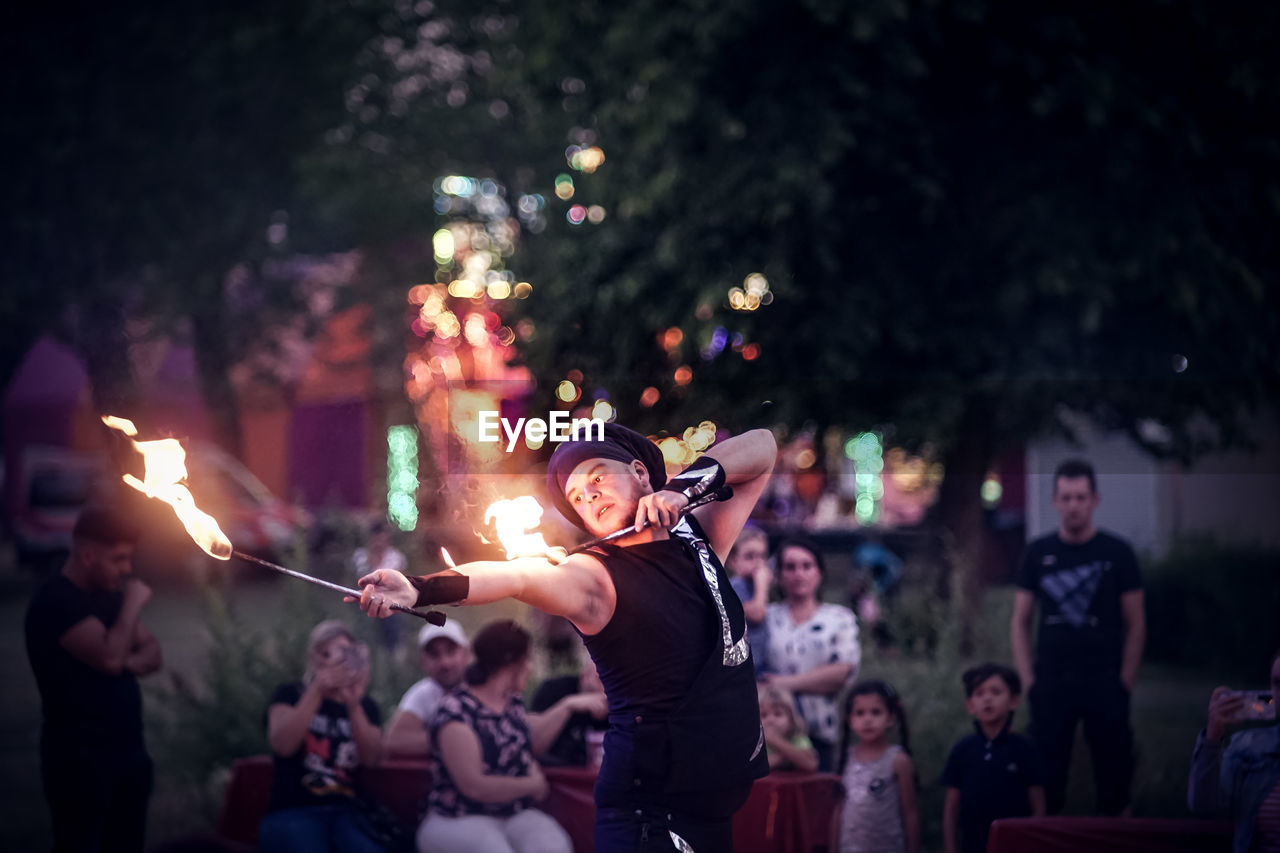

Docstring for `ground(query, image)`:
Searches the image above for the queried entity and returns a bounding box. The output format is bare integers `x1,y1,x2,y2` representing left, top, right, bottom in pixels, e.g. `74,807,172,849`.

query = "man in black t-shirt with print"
1010,459,1145,817
25,507,163,852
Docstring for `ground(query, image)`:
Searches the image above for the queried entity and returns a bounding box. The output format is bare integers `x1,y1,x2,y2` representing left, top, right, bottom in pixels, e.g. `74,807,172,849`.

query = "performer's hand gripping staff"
355,428,777,634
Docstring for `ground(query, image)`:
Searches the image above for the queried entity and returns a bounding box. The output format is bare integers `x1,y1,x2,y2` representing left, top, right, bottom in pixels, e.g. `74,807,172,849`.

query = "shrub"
1142,537,1280,679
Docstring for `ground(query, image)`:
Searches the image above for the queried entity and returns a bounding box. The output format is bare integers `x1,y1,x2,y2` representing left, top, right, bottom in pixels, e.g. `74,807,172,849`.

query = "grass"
0,561,1232,852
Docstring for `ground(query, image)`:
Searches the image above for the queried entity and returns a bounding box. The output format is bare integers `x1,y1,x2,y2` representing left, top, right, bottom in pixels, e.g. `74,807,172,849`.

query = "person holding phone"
260,620,384,852
1188,649,1280,853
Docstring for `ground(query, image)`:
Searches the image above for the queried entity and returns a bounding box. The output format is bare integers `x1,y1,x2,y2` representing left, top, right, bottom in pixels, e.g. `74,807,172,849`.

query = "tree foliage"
4,0,381,447
354,0,1280,468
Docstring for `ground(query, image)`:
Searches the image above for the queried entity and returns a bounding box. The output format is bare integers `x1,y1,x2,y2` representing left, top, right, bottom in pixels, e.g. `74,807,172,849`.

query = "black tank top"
581,517,768,816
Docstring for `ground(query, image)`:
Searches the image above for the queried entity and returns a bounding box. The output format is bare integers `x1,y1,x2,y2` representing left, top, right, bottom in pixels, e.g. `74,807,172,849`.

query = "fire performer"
358,423,776,852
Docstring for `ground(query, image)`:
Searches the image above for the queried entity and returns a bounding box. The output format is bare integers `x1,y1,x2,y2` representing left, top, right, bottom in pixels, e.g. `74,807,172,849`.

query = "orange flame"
440,547,456,568
101,415,234,560
483,497,551,559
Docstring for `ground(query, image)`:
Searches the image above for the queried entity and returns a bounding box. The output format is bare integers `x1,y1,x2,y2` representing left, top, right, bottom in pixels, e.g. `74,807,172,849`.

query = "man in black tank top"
357,423,777,851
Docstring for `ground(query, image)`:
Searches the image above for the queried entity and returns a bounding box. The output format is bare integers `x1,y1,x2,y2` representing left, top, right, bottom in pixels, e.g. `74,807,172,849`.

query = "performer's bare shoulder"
515,550,616,636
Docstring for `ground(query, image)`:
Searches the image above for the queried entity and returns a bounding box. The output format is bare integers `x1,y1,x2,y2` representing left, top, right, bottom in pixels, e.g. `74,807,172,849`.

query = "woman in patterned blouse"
418,620,572,853
763,537,862,772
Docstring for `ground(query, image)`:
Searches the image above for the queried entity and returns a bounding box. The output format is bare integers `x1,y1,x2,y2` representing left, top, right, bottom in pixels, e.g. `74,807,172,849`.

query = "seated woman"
259,620,385,853
763,537,861,771
1188,649,1280,853
419,619,572,853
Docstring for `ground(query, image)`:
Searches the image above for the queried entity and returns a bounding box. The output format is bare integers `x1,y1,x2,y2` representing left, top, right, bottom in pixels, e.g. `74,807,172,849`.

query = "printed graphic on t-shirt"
301,712,358,797
1039,560,1110,628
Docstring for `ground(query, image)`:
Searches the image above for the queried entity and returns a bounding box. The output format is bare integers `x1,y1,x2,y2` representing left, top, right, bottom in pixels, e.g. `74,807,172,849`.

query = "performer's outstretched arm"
357,552,616,634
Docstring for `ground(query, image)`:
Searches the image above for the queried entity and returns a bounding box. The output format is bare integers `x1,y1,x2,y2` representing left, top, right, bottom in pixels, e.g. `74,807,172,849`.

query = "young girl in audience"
759,683,820,772
831,680,919,853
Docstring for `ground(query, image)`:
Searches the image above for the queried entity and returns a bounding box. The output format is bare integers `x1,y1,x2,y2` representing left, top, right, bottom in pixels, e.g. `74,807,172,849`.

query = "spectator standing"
726,523,773,674
1188,650,1280,853
354,521,408,656
764,537,861,771
25,507,162,853
383,621,470,760
831,681,919,853
419,620,571,853
942,663,1046,853
1010,458,1145,816
260,620,384,852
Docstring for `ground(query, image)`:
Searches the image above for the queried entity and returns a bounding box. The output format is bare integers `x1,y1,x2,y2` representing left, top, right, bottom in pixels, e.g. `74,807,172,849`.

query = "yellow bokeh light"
513,282,533,299
591,400,616,422
433,229,455,265
487,280,512,300
575,146,606,173
435,311,460,339
728,288,746,310
658,437,684,466
421,291,444,319
464,313,490,347
744,273,768,295
555,380,581,403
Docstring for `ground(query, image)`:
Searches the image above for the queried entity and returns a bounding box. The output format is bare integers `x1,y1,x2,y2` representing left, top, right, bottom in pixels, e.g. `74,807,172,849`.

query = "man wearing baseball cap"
383,621,470,759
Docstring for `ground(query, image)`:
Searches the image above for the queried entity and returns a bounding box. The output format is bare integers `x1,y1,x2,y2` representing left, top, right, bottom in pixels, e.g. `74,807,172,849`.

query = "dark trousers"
42,746,153,853
1028,675,1134,815
595,806,735,853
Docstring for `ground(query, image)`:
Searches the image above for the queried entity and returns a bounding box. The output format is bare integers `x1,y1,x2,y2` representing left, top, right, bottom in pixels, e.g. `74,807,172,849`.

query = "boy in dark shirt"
942,663,1045,853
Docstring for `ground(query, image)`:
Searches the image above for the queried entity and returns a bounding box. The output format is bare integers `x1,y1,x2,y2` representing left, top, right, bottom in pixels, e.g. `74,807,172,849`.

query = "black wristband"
407,571,470,607
661,455,725,502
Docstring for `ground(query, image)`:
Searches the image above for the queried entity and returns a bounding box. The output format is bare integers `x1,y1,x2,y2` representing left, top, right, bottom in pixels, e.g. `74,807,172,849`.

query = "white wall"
1024,414,1280,559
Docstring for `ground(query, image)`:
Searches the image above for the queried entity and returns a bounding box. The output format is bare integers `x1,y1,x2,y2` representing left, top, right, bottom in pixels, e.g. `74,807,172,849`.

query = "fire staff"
358,423,776,852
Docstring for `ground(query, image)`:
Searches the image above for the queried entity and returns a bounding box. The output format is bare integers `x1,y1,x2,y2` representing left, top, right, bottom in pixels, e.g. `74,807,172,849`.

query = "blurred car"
9,443,309,572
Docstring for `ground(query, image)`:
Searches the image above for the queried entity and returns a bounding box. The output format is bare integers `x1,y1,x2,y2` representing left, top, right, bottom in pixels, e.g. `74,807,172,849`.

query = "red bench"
214,755,432,847
987,816,1233,852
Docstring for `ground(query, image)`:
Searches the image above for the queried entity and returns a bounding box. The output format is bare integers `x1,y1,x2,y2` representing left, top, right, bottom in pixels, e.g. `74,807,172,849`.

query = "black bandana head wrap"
545,422,667,528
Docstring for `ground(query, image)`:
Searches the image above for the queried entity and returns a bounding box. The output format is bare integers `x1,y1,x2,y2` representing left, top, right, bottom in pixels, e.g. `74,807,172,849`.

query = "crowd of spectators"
24,458,1279,852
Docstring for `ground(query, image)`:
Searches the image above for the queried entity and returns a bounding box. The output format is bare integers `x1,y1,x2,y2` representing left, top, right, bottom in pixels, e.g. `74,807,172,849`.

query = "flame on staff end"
483,497,551,559
101,415,234,560
440,547,456,568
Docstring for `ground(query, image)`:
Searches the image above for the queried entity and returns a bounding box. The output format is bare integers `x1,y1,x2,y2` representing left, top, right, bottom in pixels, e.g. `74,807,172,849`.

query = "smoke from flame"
484,497,551,559
101,415,234,560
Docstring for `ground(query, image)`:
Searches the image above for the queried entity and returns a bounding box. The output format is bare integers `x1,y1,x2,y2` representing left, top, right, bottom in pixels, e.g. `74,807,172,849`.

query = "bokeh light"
556,380,581,403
